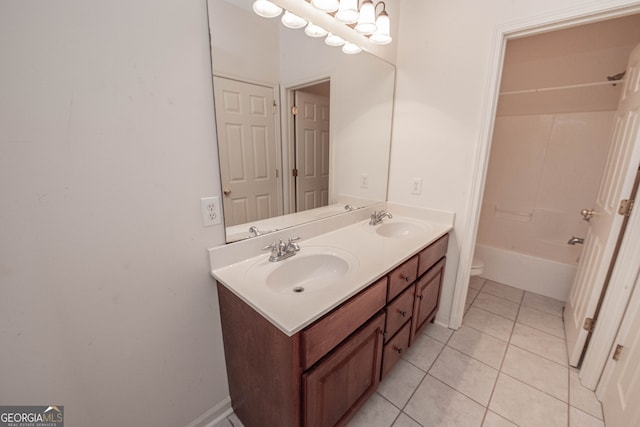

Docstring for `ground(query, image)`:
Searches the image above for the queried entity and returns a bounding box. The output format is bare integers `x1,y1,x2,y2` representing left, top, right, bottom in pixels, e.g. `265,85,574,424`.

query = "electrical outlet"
411,178,423,195
200,196,222,226
360,173,369,189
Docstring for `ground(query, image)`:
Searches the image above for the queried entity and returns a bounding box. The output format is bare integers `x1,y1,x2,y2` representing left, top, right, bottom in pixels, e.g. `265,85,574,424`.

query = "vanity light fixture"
251,0,393,54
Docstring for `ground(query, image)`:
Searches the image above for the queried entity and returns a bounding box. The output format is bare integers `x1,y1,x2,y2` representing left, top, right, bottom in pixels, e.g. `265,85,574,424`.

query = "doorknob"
580,208,595,222
223,188,231,196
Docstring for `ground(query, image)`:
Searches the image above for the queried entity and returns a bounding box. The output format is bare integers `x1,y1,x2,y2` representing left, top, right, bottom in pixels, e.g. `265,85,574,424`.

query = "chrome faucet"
568,236,584,245
369,210,393,226
263,237,301,262
344,204,356,211
249,226,273,237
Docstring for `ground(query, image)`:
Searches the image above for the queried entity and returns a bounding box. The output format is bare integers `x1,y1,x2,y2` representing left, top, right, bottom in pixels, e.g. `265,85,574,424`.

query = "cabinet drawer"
384,284,415,343
388,256,418,301
302,277,387,370
418,234,449,277
381,320,411,379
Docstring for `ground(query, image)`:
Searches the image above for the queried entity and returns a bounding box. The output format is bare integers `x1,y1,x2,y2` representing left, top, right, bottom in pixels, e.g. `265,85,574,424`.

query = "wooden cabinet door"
411,258,446,341
303,312,385,427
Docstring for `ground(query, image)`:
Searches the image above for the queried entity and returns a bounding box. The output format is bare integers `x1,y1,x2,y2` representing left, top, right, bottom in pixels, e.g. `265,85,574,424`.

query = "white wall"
0,1,228,426
388,0,640,325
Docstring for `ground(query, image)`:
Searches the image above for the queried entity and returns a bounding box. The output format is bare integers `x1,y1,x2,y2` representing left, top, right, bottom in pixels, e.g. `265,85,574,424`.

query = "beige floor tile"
422,322,454,344
392,413,422,427
378,358,426,408
489,373,568,427
405,375,485,427
402,333,443,372
469,276,486,290
481,281,524,304
510,323,568,366
483,411,517,427
347,393,400,427
473,292,520,320
517,306,565,338
522,292,564,317
569,406,605,427
448,325,508,369
429,346,498,405
501,345,568,402
463,307,514,341
466,287,481,305
569,370,603,420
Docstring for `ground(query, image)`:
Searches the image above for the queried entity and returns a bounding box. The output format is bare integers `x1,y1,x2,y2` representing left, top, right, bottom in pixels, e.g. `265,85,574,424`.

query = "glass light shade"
252,0,282,18
311,0,339,13
342,42,362,54
336,0,359,23
369,11,392,45
305,22,328,38
355,0,376,34
325,33,345,47
281,11,307,29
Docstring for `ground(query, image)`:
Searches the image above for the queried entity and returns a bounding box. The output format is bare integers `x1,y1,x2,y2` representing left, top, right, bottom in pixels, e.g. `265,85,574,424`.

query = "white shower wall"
477,110,615,299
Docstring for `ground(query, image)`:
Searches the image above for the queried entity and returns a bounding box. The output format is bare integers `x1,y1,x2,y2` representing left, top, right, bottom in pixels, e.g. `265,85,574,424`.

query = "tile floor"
218,277,606,427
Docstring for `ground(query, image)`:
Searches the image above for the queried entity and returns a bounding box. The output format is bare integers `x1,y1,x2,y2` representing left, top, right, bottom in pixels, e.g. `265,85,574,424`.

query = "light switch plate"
411,178,423,195
360,173,369,189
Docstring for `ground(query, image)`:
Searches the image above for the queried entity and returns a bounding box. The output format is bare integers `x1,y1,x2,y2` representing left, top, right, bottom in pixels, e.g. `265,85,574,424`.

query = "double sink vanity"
209,204,453,427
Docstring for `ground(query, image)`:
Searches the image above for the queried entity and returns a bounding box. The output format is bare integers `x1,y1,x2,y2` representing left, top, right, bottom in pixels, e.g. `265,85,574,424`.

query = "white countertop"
210,205,453,336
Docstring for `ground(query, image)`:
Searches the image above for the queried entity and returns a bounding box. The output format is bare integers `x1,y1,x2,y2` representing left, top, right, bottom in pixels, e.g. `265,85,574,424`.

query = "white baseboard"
185,397,233,427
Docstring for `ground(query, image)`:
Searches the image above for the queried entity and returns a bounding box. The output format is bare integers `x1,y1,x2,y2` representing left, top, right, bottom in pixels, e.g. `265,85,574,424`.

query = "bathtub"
474,244,575,301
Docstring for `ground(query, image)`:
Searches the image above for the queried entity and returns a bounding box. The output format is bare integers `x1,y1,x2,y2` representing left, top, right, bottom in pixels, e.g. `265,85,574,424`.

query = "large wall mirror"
207,0,396,242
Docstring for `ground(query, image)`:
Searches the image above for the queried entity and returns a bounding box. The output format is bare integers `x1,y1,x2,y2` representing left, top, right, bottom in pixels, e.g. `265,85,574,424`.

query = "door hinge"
275,169,279,178
612,344,624,361
292,168,298,177
583,317,596,332
291,105,298,115
618,199,634,216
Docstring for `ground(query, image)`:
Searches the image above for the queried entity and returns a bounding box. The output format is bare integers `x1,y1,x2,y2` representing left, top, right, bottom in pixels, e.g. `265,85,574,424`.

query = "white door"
598,268,640,427
294,90,330,212
213,77,280,227
564,42,640,366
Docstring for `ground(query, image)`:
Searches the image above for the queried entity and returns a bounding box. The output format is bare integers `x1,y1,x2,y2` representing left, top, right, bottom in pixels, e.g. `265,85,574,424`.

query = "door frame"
282,76,332,214
450,0,640,388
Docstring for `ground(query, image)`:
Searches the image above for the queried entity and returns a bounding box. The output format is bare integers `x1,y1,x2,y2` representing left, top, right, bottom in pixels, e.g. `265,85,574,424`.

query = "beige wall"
0,1,228,426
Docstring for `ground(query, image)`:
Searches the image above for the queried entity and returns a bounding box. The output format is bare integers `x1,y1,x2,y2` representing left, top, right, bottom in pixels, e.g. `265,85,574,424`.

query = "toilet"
470,257,484,276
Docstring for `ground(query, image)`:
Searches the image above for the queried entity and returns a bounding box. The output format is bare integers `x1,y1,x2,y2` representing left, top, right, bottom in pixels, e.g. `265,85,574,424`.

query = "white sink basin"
375,221,428,239
245,247,359,294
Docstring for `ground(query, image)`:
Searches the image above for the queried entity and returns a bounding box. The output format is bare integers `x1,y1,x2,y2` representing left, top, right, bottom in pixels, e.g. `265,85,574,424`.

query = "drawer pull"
393,345,403,354
400,274,411,282
417,294,424,300
398,310,407,318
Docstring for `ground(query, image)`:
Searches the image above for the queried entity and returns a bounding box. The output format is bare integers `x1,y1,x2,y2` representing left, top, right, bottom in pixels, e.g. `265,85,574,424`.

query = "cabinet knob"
417,294,424,300
400,274,411,282
398,310,407,317
393,346,403,354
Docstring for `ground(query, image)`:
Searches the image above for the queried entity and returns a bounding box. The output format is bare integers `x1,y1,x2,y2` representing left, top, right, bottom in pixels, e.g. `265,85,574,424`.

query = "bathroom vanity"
210,206,452,427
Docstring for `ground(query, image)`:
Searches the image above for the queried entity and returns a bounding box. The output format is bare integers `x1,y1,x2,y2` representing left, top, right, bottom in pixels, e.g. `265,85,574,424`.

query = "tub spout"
568,236,584,245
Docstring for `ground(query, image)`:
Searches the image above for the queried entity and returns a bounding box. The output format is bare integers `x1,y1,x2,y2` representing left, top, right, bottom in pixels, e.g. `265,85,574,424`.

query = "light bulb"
325,33,345,47
252,0,282,18
336,0,359,23
311,0,340,13
281,11,307,29
369,10,392,45
355,0,376,34
342,42,362,54
305,22,328,38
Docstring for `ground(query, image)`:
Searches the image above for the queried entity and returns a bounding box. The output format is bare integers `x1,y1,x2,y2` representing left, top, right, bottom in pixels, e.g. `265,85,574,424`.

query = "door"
599,268,640,427
294,90,330,212
213,76,280,226
564,42,640,366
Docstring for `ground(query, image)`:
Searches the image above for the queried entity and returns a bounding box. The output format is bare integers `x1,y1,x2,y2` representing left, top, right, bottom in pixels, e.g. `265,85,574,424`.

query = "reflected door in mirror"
213,77,281,227
294,89,330,212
